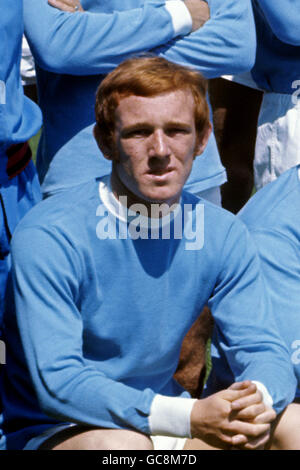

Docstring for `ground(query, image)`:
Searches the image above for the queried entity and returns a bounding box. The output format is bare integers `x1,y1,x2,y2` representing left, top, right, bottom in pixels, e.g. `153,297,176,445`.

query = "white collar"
98,175,182,229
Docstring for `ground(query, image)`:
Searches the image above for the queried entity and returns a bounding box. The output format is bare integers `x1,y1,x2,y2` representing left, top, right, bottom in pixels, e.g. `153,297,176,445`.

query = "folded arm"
23,0,192,75
156,0,257,78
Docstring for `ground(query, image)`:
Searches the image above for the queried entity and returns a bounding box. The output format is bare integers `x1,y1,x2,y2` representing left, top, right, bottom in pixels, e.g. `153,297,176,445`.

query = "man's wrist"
165,0,193,37
149,394,197,438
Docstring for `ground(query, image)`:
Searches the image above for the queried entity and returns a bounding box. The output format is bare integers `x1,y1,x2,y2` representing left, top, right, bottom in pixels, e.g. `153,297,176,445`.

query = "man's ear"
93,124,116,161
194,122,212,157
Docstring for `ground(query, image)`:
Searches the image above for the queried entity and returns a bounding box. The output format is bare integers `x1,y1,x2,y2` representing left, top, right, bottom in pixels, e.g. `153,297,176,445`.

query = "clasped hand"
190,381,276,450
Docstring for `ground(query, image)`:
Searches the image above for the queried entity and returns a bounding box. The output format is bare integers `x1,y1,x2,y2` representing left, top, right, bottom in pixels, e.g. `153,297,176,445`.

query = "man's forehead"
115,89,195,121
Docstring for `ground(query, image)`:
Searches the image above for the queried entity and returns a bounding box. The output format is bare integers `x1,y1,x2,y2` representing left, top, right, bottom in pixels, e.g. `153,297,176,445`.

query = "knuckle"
244,442,256,450
220,433,232,444
252,424,270,437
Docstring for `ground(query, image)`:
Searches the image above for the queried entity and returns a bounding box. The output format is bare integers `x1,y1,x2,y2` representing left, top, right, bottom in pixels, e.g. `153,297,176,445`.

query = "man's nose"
149,130,170,158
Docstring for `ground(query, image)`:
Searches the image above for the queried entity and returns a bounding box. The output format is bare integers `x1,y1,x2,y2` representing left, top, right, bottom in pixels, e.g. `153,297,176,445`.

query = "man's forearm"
184,0,210,31
25,0,193,75
155,0,256,78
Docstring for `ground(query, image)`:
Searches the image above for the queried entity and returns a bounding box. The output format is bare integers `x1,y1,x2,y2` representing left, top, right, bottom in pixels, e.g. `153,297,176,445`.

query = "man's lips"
146,167,175,176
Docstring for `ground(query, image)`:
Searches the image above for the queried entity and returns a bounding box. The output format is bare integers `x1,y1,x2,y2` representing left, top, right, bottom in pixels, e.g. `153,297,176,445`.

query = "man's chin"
140,190,181,207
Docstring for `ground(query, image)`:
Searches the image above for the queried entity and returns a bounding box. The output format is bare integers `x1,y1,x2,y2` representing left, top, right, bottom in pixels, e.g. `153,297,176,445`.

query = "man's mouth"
147,167,175,177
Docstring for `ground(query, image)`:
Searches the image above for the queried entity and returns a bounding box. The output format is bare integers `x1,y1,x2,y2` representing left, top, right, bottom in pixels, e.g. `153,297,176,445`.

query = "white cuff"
148,394,197,438
251,381,274,408
165,0,193,37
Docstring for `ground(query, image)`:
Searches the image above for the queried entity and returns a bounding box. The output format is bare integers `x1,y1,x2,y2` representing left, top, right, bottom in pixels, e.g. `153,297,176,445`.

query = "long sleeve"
156,0,257,78
256,0,300,46
250,229,300,391
23,0,191,75
11,225,158,434
208,219,297,413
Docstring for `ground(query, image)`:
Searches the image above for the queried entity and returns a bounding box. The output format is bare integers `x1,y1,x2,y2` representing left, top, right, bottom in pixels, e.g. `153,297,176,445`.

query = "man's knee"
51,428,154,450
106,430,154,450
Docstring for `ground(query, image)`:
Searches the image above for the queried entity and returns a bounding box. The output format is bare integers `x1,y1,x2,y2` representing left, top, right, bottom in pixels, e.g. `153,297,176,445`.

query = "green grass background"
29,129,41,164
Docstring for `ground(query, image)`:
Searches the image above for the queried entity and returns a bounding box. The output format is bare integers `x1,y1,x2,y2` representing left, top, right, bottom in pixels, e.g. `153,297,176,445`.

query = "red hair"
94,56,210,152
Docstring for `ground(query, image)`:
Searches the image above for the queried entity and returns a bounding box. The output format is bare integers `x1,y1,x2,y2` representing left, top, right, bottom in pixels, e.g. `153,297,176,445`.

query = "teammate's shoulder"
239,165,300,230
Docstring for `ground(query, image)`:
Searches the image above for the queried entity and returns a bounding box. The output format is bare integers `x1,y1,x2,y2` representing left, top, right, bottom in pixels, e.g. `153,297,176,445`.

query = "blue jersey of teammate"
251,0,300,93
239,165,300,397
0,0,42,322
206,165,300,402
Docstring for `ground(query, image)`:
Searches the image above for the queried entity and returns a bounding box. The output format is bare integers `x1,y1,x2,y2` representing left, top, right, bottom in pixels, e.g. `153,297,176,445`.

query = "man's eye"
167,128,189,136
124,129,150,138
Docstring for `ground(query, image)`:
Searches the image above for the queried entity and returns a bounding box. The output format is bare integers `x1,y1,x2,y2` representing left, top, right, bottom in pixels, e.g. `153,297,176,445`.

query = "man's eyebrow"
121,122,153,133
165,121,192,129
121,121,192,134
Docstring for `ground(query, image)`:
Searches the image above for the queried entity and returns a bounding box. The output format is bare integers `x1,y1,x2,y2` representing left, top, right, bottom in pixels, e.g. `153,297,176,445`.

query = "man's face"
110,89,210,206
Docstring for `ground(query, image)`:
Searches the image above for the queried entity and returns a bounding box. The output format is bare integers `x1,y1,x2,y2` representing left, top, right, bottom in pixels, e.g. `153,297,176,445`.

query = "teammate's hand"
48,0,84,12
184,0,210,32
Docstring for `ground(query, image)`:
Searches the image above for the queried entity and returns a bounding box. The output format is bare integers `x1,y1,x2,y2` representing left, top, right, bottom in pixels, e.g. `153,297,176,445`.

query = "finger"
231,403,265,421
228,381,253,391
48,0,73,13
48,0,78,12
231,434,248,446
49,0,75,6
243,430,271,450
231,390,263,410
223,384,258,402
227,420,270,438
218,433,237,446
253,408,277,424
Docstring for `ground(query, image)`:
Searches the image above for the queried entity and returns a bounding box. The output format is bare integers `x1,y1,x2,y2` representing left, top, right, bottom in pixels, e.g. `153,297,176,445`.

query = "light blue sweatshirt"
23,0,256,195
239,165,300,397
251,0,300,93
0,176,296,449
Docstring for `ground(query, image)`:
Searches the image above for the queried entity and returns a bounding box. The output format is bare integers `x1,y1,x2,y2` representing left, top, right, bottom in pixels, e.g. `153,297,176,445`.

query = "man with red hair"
1,57,295,451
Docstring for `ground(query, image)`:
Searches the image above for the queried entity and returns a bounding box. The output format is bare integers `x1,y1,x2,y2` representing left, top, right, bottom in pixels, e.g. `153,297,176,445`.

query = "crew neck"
98,175,182,230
